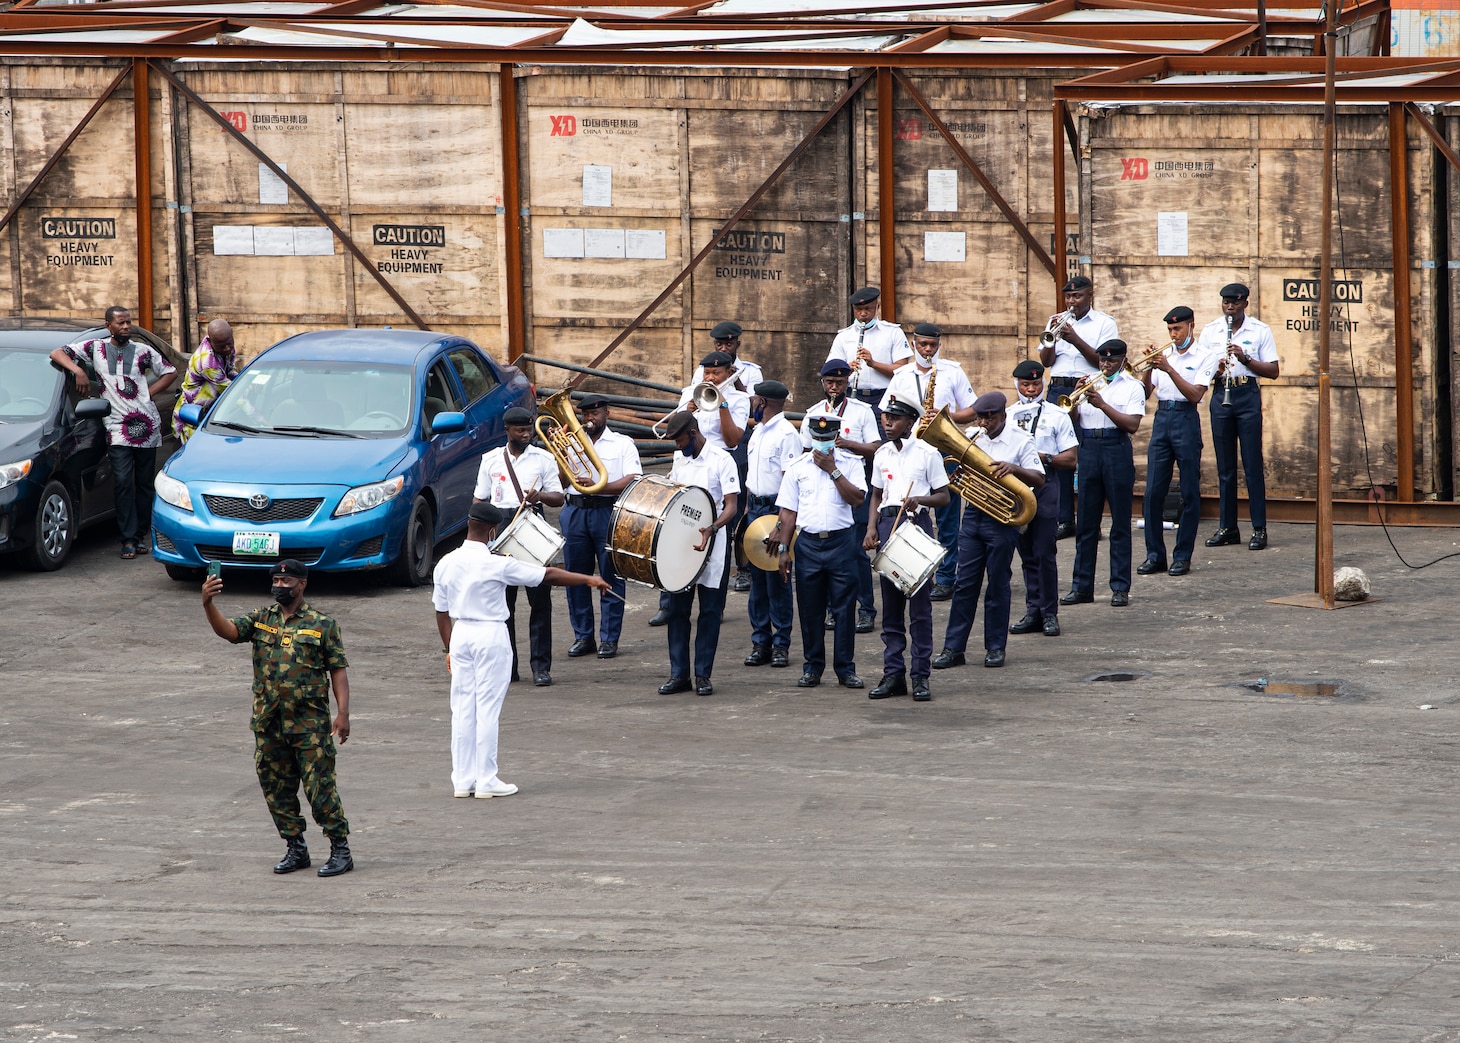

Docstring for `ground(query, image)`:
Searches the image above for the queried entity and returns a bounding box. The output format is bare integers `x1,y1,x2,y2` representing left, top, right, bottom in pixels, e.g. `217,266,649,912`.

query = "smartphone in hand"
206,559,223,580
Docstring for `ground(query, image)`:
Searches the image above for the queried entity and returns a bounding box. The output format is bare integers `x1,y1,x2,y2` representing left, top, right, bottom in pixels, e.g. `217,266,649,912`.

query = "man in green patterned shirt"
202,559,354,877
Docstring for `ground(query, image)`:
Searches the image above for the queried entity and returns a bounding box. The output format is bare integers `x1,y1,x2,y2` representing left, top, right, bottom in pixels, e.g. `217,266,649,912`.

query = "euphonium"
917,407,1037,528
534,389,609,495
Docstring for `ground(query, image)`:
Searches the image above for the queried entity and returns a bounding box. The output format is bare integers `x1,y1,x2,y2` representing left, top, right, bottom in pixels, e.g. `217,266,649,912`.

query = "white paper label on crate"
582,165,612,208
253,226,297,256
626,228,667,260
1157,211,1188,257
293,227,335,256
928,169,958,212
543,228,585,258
259,163,289,205
213,225,256,255
584,228,626,259
924,231,966,263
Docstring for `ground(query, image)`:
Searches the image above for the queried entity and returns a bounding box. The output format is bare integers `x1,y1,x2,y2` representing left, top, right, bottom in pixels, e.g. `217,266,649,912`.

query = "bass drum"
608,474,716,594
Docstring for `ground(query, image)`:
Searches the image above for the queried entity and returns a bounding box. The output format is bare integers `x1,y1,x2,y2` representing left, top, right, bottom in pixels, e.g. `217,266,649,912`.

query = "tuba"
534,388,609,495
918,407,1038,528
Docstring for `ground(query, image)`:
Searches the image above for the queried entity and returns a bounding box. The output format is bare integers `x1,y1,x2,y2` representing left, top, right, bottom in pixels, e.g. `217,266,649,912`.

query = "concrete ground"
4,516,1460,1042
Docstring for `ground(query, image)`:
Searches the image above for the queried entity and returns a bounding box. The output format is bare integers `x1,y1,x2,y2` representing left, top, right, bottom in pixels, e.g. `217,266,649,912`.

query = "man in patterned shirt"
173,318,238,444
202,559,355,878
50,306,176,559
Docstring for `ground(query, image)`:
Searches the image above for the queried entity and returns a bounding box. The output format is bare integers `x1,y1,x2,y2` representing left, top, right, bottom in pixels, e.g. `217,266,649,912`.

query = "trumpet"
1053,371,1109,414
1126,340,1177,376
651,375,737,437
534,389,609,495
1039,309,1075,350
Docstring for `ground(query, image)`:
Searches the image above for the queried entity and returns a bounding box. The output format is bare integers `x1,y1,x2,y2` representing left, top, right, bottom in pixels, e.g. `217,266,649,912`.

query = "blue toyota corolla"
151,329,534,585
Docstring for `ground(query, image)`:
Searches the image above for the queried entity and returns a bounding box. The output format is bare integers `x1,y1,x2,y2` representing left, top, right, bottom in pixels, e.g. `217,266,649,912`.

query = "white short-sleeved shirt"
745,413,803,497
1197,315,1279,381
1151,343,1222,402
676,385,751,451
871,438,949,510
577,428,642,488
800,396,879,450
826,319,911,392
473,444,564,507
692,357,764,394
877,358,976,416
776,447,867,535
1075,370,1147,430
1047,308,1120,379
669,443,741,588
967,423,1045,474
1008,398,1080,458
432,540,547,623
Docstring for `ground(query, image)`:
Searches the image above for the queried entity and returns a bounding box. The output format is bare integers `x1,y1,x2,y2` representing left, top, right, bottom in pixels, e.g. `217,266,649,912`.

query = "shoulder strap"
501,448,526,503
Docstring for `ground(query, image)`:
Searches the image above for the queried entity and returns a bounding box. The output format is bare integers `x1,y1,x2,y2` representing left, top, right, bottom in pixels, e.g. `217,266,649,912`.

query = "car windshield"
0,348,62,419
208,360,414,437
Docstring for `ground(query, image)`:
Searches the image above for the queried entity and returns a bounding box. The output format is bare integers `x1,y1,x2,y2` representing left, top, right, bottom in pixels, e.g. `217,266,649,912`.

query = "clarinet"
1221,314,1236,408
848,323,866,396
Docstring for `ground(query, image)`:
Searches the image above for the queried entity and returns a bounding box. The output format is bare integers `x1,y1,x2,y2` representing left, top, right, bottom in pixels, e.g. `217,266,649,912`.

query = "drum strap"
503,449,543,516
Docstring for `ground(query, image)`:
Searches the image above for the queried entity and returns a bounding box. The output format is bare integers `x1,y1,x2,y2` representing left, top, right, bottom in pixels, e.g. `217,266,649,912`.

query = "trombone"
1038,309,1075,349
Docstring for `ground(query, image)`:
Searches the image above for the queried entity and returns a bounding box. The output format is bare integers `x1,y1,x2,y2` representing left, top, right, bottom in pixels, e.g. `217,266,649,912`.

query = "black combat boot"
317,836,354,877
273,835,310,874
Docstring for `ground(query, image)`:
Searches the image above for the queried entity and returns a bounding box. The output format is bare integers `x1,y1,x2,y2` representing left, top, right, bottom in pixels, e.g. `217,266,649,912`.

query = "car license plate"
232,531,281,556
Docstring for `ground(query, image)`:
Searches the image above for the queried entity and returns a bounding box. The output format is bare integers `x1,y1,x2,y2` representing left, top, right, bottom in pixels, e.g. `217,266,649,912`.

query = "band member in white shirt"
826,286,912,415
862,399,950,701
472,405,565,686
741,380,802,669
1139,306,1220,577
691,320,763,393
1038,275,1119,538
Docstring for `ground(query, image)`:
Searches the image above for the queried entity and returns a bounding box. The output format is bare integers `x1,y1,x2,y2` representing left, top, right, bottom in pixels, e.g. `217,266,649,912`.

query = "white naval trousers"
448,619,512,793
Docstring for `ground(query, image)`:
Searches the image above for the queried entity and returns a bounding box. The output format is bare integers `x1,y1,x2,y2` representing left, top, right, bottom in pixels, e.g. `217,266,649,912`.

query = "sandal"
121,541,137,559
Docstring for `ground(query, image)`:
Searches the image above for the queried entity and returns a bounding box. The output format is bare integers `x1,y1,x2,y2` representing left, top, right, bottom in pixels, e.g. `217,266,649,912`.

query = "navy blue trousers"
852,486,877,618
874,513,935,678
1209,381,1266,529
1049,379,1085,525
933,466,962,586
668,575,728,681
794,527,858,678
1070,430,1134,594
942,506,1020,654
561,504,626,643
745,500,794,649
1144,403,1203,564
1017,479,1061,619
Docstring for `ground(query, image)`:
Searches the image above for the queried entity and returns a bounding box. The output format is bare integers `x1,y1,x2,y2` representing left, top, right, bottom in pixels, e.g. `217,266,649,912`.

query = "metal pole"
499,63,526,363
877,65,896,321
133,59,154,332
1053,99,1068,312
1315,1,1337,605
1388,101,1414,502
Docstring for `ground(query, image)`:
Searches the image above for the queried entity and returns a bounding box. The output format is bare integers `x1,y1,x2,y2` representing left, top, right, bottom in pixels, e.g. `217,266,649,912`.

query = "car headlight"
0,459,32,491
334,475,405,517
155,471,193,512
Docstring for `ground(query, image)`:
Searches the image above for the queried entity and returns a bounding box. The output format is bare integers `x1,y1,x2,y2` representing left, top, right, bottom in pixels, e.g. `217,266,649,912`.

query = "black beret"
1219,282,1250,300
882,398,920,419
805,414,840,437
502,406,533,426
849,287,880,306
912,323,942,339
973,391,1007,414
700,350,735,369
1012,359,1045,380
820,359,853,378
469,501,506,526
663,411,697,439
710,320,742,340
1063,275,1093,292
1163,306,1195,324
753,379,789,400
270,558,308,579
1095,339,1129,358
576,394,610,411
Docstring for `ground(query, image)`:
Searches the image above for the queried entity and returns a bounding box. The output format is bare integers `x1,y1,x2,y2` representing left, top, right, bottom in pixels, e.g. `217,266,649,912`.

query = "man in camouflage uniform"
202,559,354,877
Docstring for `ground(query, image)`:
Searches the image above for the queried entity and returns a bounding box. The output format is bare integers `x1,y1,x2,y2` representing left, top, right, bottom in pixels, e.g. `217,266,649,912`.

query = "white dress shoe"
475,779,519,798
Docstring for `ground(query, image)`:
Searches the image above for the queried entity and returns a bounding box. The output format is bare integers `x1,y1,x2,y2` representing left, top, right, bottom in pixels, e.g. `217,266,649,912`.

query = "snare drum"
870,519,945,598
608,474,716,593
489,508,564,567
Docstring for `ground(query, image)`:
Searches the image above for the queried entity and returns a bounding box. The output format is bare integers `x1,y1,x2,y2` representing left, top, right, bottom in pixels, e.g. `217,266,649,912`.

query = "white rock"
1334,566,1370,602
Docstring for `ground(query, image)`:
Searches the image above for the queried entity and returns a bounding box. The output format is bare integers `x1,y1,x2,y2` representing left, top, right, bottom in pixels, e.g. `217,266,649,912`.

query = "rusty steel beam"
575,69,876,383
894,69,1057,277
1405,102,1460,177
1196,495,1460,526
147,61,429,331
1052,100,1068,311
1389,102,1415,502
133,59,155,333
877,66,896,323
499,62,526,363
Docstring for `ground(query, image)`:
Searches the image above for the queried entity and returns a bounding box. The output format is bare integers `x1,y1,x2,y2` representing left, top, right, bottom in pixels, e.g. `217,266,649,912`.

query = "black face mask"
111,332,131,345
272,585,295,606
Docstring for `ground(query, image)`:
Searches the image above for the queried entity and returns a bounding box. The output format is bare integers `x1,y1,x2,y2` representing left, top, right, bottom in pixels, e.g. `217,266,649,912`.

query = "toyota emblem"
249,493,271,511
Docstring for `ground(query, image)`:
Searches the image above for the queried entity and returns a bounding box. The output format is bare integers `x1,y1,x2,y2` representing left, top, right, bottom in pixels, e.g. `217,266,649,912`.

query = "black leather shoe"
1056,522,1076,540
1060,589,1094,605
533,672,552,687
317,837,353,878
983,648,1006,668
1043,616,1061,637
695,675,714,696
1168,560,1191,576
869,673,907,699
733,569,751,592
744,644,771,667
658,677,691,694
648,608,670,627
1009,613,1043,635
597,641,618,660
912,678,932,701
273,835,310,874
1206,527,1241,547
825,611,836,631
796,672,822,688
856,610,876,634
1110,590,1130,607
838,673,864,689
928,583,954,602
770,646,790,668
1136,556,1167,575
1248,527,1268,550
931,649,966,670
568,638,596,657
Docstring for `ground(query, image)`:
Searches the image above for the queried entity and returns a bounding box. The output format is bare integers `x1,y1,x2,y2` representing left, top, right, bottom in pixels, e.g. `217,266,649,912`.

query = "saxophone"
912,363,938,436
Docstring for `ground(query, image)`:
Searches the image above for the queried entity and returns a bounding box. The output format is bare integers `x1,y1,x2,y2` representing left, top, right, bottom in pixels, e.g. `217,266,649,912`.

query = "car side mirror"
428,411,466,436
75,398,111,420
177,402,203,427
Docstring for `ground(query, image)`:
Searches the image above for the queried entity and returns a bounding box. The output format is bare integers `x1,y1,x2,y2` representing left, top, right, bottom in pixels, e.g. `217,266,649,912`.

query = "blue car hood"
170,430,411,486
